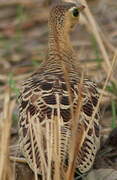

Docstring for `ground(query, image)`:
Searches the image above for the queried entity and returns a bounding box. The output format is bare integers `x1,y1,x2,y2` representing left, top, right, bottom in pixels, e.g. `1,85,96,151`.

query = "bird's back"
19,62,100,174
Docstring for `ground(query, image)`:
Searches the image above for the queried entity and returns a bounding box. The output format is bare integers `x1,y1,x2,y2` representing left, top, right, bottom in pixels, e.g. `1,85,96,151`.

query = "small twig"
81,0,111,68
10,156,27,164
100,30,117,54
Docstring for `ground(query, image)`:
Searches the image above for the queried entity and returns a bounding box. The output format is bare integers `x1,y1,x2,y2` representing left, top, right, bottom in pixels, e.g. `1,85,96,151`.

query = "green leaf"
8,73,20,97
111,100,117,129
106,81,117,96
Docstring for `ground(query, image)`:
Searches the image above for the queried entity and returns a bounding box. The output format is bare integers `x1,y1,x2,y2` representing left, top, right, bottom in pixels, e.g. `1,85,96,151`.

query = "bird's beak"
78,4,85,11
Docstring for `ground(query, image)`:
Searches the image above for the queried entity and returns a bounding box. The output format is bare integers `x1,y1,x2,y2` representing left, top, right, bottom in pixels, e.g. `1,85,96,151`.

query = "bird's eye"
72,8,79,17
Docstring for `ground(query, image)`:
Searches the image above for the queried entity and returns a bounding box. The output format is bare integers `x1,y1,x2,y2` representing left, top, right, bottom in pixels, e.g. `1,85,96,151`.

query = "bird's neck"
48,26,75,61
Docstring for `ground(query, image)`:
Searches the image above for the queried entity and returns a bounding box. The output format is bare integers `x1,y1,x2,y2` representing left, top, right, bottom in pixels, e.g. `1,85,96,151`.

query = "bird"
18,1,100,179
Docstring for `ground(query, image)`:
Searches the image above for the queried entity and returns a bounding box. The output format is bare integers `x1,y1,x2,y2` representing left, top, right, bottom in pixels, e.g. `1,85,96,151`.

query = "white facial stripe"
69,7,78,13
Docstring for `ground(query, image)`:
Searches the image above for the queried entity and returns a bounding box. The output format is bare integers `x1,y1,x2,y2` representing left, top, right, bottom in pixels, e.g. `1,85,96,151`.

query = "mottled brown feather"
18,2,100,178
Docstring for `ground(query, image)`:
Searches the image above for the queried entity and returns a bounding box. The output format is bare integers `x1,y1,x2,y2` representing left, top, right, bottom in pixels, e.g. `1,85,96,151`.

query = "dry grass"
0,88,16,180
0,0,117,180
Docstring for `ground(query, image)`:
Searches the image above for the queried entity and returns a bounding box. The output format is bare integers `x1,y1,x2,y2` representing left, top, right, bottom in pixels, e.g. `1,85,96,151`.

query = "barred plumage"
18,2,100,178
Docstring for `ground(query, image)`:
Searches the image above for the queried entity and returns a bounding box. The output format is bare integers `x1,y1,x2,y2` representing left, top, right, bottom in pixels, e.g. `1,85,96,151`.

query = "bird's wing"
18,74,100,174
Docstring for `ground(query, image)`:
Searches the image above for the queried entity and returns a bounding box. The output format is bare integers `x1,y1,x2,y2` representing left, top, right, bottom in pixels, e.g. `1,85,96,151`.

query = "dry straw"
0,88,16,180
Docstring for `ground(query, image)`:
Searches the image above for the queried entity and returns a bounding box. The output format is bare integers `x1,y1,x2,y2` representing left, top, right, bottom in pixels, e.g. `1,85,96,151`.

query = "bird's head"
49,2,85,33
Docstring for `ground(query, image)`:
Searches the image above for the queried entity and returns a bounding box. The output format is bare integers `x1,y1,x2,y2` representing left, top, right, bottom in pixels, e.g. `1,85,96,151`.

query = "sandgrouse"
19,2,100,178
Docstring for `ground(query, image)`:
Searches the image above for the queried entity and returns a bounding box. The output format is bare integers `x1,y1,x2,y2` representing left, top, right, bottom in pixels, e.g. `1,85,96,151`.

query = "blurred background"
0,0,117,179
